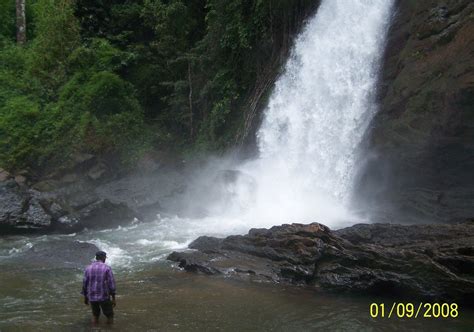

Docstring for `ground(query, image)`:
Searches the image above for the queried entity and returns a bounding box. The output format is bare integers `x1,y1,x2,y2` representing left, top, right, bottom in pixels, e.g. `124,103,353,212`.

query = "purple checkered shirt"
82,261,116,302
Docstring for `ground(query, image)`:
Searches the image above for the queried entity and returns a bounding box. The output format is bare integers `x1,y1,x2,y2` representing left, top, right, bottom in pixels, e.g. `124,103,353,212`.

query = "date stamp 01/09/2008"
370,303,459,319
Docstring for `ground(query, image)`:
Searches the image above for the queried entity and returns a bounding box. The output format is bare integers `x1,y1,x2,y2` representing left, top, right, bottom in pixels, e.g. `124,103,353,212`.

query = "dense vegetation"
0,0,314,174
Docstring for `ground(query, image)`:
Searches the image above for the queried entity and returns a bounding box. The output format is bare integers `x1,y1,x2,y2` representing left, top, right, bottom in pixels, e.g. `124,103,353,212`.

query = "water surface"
0,223,472,331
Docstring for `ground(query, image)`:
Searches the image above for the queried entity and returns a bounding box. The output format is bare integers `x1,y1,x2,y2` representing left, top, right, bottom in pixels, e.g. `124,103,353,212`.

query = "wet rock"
60,173,79,184
189,236,223,252
24,198,52,228
77,199,136,229
0,182,64,233
168,222,474,305
1,151,194,234
14,174,27,185
61,186,101,210
72,152,95,165
19,240,99,269
0,168,11,182
136,152,161,174
94,169,186,217
87,162,107,181
0,180,28,230
0,177,138,233
31,179,61,192
45,201,67,220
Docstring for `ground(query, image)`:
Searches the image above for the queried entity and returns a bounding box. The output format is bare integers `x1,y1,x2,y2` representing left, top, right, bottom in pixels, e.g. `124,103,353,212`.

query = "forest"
0,0,313,174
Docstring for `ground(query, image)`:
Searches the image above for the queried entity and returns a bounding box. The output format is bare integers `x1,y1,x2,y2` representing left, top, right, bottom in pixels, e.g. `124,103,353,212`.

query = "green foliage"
0,0,313,172
28,0,81,98
68,39,135,73
0,0,152,172
0,97,75,169
57,71,150,158
0,0,15,44
59,71,141,117
0,43,39,106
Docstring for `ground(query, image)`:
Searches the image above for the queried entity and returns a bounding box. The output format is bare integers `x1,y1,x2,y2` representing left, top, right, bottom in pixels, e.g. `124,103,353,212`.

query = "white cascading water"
235,0,394,228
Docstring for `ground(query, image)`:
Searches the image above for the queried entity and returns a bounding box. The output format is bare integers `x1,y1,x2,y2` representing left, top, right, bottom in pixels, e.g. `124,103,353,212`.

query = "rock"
94,169,186,217
77,199,137,229
168,222,474,305
0,182,62,233
0,180,59,233
87,162,107,181
47,202,67,220
14,174,27,185
0,177,138,233
0,180,28,230
18,240,99,269
23,198,52,228
355,0,474,222
72,152,95,165
60,173,79,183
31,180,61,192
0,158,193,233
189,236,223,252
0,168,11,182
66,190,101,210
136,152,161,174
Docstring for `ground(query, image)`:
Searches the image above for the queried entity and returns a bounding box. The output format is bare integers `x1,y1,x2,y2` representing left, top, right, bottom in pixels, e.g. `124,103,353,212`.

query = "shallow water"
1,263,473,332
1,220,473,331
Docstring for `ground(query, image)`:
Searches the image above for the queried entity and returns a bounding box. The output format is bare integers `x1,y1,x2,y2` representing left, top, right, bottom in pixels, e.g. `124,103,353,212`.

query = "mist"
173,0,394,231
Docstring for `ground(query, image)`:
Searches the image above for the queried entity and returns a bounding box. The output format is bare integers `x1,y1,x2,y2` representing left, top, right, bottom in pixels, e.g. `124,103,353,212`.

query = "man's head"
95,251,107,262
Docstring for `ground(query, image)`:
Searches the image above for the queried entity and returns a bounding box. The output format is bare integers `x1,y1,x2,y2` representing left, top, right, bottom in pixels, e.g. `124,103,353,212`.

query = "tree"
16,0,26,44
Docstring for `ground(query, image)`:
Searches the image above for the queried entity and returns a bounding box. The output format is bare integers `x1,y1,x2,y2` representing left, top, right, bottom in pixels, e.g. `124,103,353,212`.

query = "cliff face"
355,0,474,222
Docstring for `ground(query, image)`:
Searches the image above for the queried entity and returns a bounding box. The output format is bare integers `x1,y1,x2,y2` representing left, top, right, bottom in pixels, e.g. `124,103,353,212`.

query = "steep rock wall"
356,0,474,222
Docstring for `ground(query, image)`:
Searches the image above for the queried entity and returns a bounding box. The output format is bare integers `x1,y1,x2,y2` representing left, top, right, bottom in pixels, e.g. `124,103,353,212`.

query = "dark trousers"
90,300,114,318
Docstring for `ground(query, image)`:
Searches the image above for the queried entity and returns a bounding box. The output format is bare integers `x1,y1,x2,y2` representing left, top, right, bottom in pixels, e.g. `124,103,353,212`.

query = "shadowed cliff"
355,0,474,223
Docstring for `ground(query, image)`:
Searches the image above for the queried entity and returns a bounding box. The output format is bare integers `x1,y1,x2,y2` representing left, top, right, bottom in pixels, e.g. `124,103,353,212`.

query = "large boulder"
0,180,28,230
0,180,57,232
168,222,474,305
0,178,137,234
76,199,136,229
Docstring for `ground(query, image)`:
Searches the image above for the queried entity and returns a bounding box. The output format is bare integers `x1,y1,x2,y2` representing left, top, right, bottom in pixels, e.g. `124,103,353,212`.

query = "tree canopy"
0,0,314,173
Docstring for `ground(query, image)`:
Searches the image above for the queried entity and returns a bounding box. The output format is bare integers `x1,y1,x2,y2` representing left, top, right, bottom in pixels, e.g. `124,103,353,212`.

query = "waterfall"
235,0,394,227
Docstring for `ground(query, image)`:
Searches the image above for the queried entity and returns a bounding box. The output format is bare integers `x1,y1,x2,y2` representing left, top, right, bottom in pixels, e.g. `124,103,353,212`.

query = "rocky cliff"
355,0,474,222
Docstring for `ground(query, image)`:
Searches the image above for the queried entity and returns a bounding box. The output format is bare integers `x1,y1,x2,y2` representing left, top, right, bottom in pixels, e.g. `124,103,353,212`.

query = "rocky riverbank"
168,222,474,305
0,153,253,234
0,152,190,234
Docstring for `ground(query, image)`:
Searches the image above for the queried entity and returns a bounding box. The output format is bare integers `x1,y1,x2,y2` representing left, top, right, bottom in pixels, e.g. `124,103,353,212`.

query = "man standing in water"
82,251,117,325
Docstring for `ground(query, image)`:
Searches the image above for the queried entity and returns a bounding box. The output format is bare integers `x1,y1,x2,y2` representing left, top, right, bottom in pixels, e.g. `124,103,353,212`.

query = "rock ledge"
168,222,474,305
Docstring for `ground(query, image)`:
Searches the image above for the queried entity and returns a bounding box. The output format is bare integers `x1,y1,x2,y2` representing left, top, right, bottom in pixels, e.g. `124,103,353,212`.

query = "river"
1,219,473,331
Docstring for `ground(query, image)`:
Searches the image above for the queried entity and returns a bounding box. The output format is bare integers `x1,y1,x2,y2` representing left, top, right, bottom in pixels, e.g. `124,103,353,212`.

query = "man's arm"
107,268,116,306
